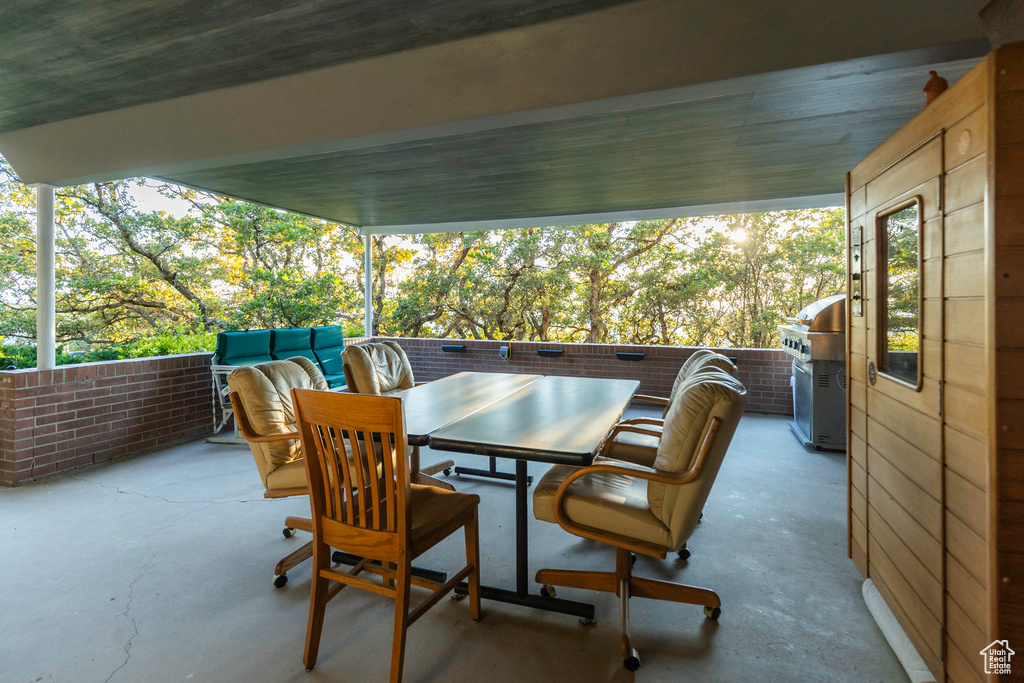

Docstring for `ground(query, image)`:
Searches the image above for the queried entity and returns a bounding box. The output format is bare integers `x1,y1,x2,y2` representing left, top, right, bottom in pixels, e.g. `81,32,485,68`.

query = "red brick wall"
380,337,794,416
0,339,795,487
0,353,212,487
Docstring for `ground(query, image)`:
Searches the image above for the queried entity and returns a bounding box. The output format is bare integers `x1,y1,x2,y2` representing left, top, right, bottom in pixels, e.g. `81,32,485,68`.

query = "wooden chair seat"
407,485,480,557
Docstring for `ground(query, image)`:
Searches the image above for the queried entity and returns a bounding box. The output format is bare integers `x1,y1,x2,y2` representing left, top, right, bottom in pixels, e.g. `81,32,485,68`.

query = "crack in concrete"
63,474,263,505
103,544,153,683
102,514,189,683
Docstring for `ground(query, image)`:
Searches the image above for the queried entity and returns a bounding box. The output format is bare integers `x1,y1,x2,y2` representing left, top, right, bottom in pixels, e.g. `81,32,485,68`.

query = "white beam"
34,184,56,370
364,234,373,337
358,193,847,236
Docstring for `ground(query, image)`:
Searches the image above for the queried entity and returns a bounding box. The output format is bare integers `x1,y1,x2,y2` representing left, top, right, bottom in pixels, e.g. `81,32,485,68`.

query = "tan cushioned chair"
532,370,746,671
228,357,328,489
342,341,455,490
534,371,746,550
226,357,330,587
609,352,737,467
341,340,415,395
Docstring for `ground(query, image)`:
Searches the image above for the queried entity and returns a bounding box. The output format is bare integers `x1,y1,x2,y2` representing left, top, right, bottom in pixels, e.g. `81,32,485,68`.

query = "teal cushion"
311,325,345,349
273,348,319,363
322,373,347,389
270,328,312,354
215,331,272,365
311,326,346,375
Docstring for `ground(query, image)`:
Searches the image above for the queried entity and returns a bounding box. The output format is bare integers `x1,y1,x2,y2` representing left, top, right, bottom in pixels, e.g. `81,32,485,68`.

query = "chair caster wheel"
579,617,596,626
331,551,344,564
623,649,641,671
678,547,691,561
699,512,704,521
273,573,288,588
451,592,467,602
283,527,296,539
704,605,721,621
443,468,452,477
540,584,556,598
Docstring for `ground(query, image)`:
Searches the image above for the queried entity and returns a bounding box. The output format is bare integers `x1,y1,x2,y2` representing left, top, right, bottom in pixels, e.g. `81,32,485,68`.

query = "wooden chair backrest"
292,389,411,562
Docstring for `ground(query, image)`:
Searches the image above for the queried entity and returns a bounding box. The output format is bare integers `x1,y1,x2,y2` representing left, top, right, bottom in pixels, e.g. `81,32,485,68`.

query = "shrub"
0,332,217,370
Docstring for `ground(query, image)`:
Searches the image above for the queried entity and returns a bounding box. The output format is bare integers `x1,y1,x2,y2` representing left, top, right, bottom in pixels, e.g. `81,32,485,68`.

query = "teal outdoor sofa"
209,326,347,441
213,326,347,388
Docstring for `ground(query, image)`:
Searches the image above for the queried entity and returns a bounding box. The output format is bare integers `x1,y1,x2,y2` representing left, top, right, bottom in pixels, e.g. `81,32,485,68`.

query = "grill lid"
789,294,846,332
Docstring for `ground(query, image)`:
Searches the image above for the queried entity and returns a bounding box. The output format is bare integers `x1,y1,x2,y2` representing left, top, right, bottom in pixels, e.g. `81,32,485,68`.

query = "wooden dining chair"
292,388,482,681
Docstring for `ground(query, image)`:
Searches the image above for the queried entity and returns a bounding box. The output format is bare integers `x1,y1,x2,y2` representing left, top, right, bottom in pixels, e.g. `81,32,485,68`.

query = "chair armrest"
632,394,669,405
608,423,662,439
242,430,300,444
551,417,723,551
618,417,664,428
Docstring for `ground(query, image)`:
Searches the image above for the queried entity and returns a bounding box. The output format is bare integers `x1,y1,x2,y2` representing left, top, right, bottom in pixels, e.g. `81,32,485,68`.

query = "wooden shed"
846,40,1023,681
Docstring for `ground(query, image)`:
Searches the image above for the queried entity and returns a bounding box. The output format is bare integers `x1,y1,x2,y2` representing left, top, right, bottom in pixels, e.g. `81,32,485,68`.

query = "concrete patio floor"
0,411,906,683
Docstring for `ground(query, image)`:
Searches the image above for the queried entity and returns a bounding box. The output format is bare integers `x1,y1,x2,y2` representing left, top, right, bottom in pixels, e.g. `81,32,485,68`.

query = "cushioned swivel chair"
532,370,746,671
227,357,328,587
342,341,455,488
609,350,737,468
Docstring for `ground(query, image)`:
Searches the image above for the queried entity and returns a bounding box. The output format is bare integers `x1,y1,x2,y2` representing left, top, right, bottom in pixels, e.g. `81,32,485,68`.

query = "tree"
2,152,847,354
0,156,364,346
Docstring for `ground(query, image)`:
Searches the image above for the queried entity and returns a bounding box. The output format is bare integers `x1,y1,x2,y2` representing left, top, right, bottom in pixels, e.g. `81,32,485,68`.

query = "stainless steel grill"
778,294,847,451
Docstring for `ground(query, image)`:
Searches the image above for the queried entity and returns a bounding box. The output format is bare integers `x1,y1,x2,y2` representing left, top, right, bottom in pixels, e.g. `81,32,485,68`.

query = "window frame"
876,195,924,391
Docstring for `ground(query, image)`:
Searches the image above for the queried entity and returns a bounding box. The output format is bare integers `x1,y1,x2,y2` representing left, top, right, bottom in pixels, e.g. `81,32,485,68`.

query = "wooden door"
851,135,946,678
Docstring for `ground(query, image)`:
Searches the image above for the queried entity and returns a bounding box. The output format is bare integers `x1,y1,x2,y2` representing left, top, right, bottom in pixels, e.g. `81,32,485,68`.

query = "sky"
129,180,194,217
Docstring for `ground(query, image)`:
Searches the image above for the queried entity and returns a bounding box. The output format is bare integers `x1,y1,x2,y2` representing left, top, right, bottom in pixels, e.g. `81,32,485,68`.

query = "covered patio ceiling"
0,0,990,233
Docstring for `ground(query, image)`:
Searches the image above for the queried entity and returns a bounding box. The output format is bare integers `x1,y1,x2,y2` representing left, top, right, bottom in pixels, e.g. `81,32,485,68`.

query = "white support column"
35,184,56,370
363,233,373,338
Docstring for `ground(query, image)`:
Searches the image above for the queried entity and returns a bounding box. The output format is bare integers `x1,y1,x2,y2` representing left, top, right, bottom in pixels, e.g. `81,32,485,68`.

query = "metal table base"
453,460,594,619
453,456,533,485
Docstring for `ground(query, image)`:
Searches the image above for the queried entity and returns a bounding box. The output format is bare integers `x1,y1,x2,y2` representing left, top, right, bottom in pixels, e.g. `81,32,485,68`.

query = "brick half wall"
0,353,212,487
382,338,794,416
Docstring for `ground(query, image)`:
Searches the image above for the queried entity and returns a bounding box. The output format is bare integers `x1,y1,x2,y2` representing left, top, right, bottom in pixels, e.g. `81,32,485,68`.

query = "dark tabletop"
398,371,542,445
426,375,640,465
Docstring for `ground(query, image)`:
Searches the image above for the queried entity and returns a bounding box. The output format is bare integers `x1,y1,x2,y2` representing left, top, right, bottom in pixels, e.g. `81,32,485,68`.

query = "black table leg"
454,459,594,619
453,456,533,485
516,459,529,596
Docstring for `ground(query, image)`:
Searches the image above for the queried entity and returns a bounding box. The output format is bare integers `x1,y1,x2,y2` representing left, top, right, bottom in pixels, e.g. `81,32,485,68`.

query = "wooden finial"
923,71,949,105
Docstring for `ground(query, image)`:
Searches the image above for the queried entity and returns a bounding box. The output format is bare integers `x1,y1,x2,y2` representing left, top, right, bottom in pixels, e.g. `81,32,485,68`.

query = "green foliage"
381,209,846,348
1,152,846,357
0,333,217,369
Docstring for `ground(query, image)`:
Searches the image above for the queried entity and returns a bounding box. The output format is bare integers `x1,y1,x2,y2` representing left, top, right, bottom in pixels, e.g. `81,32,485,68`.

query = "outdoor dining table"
397,371,640,619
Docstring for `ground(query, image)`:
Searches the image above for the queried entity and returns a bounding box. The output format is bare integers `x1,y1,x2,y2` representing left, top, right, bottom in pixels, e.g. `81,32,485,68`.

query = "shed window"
878,200,921,387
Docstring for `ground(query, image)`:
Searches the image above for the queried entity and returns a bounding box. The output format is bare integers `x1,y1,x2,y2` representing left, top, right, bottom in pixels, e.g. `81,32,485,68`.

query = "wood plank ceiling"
162,58,981,228
0,0,992,230
0,0,634,133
